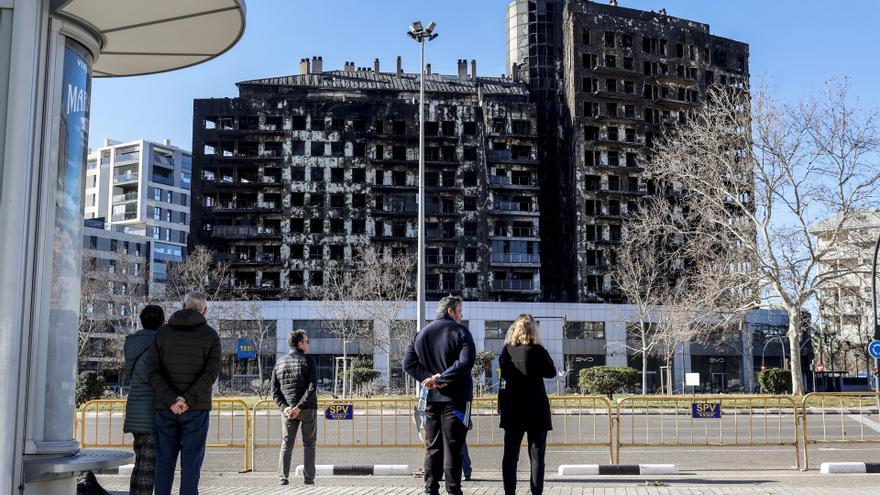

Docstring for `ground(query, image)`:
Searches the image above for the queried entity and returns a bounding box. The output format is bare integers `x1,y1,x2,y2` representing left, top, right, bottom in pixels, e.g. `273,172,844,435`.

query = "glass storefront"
564,353,606,389
690,355,743,393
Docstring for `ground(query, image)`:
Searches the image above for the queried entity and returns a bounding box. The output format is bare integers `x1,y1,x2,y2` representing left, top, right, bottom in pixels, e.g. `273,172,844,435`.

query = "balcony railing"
111,212,137,222
112,192,138,203
151,175,174,186
489,175,512,185
212,226,278,237
491,253,540,264
115,151,139,163
495,201,534,212
491,279,535,290
113,173,138,184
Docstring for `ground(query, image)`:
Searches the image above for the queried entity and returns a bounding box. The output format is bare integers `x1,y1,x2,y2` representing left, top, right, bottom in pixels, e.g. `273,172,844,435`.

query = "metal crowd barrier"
78,398,252,472
251,396,614,470
800,392,880,470
615,395,801,469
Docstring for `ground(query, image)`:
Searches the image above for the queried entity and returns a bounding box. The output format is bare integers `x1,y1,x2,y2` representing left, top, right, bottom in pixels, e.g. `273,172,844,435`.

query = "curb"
820,462,880,474
294,464,411,477
558,464,678,476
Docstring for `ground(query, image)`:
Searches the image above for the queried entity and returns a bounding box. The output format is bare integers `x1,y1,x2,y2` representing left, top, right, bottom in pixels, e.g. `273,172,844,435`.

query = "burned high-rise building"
508,0,749,302
191,58,542,301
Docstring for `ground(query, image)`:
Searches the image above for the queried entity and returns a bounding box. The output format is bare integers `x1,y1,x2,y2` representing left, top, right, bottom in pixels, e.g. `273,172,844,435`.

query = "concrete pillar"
605,320,628,366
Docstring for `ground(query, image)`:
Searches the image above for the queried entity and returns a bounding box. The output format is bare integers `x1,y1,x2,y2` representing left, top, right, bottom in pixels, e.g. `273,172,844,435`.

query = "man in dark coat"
404,295,475,495
146,292,222,495
271,329,318,485
123,305,164,495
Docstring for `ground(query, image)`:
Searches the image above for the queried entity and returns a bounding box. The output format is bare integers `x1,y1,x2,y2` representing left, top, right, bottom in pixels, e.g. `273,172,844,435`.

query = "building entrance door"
712,372,726,393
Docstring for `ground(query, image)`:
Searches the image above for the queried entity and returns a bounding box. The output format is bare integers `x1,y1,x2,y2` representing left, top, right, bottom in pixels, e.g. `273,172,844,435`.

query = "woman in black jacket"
498,314,557,495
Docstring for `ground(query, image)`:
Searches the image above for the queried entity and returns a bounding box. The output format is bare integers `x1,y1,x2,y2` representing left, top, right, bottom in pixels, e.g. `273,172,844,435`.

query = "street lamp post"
871,233,880,391
761,335,787,371
407,21,438,340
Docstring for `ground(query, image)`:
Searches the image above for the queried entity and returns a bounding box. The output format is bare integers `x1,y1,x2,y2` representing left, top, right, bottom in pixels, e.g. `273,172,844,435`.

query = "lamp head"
425,21,437,34
410,21,423,34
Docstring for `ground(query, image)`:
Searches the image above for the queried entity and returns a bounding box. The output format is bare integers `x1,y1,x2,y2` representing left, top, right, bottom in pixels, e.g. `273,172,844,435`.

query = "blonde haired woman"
498,314,557,495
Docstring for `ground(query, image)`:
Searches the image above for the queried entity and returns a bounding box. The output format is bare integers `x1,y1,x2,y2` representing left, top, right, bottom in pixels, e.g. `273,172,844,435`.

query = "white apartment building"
814,209,880,373
86,139,192,293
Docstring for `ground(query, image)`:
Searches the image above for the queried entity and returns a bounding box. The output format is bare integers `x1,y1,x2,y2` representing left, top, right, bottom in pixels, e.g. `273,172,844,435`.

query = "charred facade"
191,59,542,301
508,0,749,302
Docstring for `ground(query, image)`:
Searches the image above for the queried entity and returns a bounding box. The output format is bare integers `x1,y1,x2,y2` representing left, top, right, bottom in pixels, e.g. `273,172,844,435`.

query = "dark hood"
167,308,207,329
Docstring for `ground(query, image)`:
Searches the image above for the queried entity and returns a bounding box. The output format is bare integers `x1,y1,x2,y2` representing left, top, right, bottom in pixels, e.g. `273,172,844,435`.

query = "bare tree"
161,244,238,319
646,80,880,394
314,248,415,396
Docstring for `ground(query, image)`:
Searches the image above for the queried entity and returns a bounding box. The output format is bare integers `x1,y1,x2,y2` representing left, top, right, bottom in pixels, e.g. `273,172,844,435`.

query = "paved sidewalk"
97,472,880,495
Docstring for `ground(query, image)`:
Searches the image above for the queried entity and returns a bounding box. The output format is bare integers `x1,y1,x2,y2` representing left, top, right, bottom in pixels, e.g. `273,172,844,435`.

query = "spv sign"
691,401,722,419
325,403,354,420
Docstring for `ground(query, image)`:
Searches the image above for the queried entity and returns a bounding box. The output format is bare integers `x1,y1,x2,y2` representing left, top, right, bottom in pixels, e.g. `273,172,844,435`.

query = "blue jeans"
462,442,471,477
154,409,210,495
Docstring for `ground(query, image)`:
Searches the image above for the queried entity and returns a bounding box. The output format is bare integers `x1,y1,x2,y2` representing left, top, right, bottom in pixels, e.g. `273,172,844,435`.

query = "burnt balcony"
487,149,538,165
211,225,281,239
491,279,539,291
589,63,641,77
591,89,641,102
490,253,540,265
493,201,539,216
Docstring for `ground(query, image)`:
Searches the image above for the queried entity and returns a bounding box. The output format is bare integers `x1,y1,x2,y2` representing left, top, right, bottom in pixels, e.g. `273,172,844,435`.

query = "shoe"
464,475,471,481
304,480,315,486
279,479,289,485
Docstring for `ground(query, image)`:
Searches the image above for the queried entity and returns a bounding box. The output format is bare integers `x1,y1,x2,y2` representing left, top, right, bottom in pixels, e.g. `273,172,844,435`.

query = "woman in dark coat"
498,314,557,495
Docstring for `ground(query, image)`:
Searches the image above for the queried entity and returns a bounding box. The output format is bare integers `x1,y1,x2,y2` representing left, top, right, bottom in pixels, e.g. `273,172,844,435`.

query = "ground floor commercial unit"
209,301,790,394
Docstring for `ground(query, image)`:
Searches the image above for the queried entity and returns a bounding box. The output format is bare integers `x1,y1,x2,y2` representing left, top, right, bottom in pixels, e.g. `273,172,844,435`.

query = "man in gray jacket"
271,329,317,485
123,305,164,495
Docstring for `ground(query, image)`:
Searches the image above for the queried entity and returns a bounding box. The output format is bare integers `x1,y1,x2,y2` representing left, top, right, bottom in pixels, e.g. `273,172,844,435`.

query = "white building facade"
86,138,192,293
211,300,789,395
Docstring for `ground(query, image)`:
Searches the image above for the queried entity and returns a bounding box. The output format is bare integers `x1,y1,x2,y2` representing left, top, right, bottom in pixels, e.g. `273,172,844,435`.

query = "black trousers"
502,429,547,495
423,402,468,495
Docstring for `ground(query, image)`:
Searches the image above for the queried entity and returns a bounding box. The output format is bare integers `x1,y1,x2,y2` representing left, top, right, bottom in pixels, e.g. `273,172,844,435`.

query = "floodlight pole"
408,22,436,343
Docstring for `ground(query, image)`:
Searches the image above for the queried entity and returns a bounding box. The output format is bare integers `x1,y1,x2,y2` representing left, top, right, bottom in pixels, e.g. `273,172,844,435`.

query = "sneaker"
279,479,289,486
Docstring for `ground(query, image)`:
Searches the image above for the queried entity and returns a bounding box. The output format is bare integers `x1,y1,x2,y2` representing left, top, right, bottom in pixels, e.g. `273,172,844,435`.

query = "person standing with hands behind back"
404,295,475,495
498,314,556,495
146,292,222,495
272,329,318,486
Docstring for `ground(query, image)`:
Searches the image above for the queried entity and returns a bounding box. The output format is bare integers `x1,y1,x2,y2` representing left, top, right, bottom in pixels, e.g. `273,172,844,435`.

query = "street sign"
869,340,880,360
691,401,722,419
325,403,354,420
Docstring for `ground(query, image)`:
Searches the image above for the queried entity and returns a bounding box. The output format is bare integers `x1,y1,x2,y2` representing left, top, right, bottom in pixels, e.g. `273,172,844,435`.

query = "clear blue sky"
88,0,880,151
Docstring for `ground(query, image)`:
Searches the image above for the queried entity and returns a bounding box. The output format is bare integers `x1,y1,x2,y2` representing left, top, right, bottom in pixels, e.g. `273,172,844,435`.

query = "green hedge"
757,368,791,394
578,366,639,399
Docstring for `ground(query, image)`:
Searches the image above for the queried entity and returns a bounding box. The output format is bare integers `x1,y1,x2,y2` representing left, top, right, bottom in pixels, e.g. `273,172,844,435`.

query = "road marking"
846,414,880,434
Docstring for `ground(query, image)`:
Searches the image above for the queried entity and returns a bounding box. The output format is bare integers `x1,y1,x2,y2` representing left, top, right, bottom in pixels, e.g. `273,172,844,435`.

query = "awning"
53,0,246,78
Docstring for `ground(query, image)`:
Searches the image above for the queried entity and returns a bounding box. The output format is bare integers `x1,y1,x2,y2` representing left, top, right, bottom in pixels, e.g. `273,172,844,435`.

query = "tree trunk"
641,327,648,395
743,321,755,393
665,355,673,396
342,342,349,399
787,314,804,395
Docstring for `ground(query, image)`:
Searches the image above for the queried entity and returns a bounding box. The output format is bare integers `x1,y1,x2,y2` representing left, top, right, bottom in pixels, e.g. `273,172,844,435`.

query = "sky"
88,0,880,151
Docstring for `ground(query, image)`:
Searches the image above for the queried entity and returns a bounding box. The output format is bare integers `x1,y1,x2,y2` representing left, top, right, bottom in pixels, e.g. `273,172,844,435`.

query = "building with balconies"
192,57,542,301
86,138,192,294
507,0,749,302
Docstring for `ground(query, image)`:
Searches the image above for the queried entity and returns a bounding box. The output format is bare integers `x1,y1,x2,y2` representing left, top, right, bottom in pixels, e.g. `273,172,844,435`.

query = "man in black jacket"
271,329,317,485
404,296,475,495
146,292,221,495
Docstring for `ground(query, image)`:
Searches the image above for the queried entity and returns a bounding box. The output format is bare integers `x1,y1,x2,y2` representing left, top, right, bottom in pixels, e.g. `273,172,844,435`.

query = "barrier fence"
250,396,614,469
800,392,880,470
615,395,801,469
78,393,880,472
78,398,252,472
